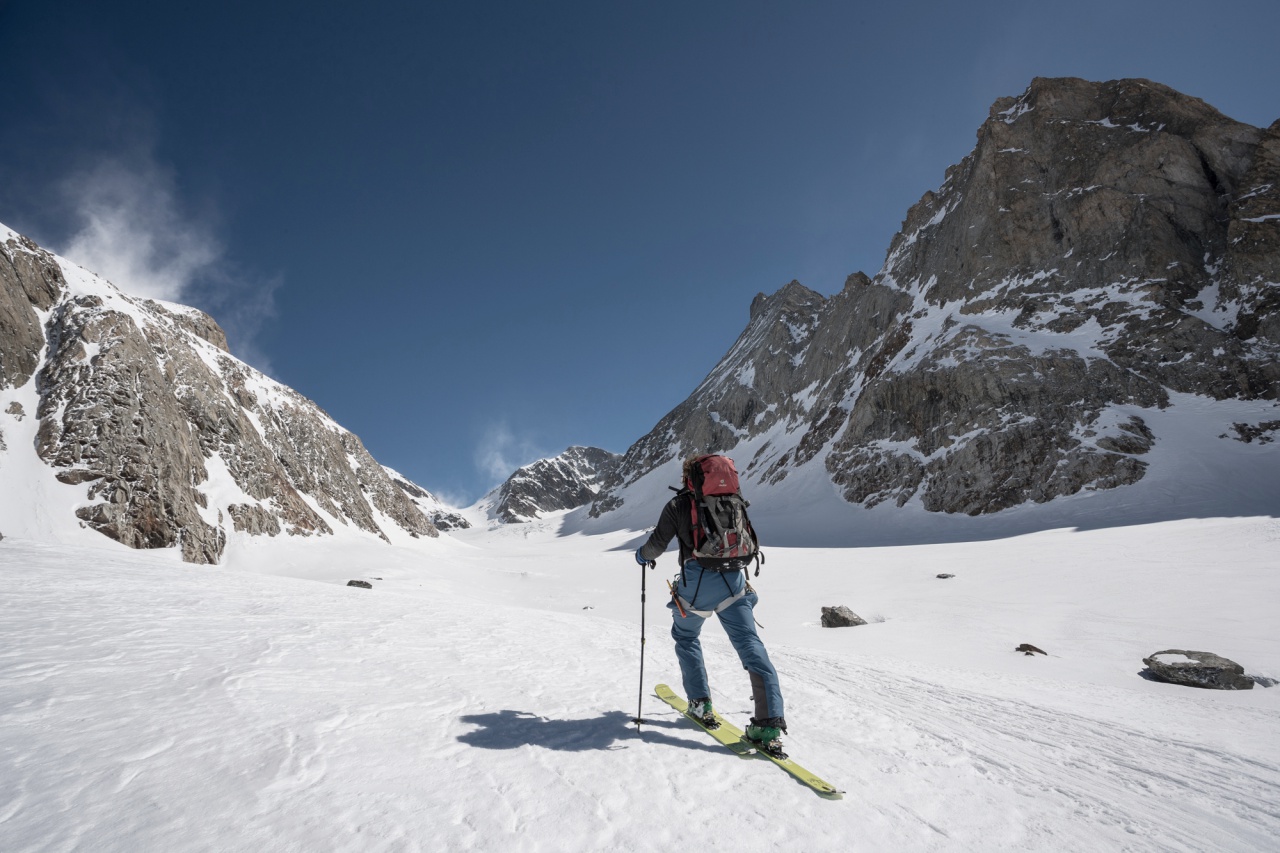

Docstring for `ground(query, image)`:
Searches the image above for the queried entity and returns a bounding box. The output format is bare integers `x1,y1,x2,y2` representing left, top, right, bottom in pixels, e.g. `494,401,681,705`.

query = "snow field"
2,514,1279,852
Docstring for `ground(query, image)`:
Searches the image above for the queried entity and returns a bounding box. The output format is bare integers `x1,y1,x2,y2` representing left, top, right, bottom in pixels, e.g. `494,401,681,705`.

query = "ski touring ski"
654,684,843,799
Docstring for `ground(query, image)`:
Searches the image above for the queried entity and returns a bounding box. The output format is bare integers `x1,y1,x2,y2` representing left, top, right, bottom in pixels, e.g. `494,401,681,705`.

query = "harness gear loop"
673,584,749,619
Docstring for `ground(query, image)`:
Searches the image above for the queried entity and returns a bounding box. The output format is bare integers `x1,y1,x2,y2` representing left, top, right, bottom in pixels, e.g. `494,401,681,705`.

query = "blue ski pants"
667,561,784,720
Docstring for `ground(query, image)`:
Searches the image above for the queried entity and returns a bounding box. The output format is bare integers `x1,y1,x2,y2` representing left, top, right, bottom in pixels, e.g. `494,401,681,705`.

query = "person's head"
682,455,702,488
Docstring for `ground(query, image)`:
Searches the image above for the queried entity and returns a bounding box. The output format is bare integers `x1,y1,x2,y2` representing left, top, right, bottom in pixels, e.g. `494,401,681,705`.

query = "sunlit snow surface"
2,513,1279,852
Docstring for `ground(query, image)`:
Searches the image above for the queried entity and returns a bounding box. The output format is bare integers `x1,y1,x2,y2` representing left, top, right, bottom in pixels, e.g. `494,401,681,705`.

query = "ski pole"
635,557,655,729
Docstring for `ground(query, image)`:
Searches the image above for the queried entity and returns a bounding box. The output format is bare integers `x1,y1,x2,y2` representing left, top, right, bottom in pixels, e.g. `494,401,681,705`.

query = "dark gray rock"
937,573,955,579
1231,421,1280,444
820,606,867,628
1142,649,1254,690
1016,644,1047,656
0,233,63,389
427,512,470,532
347,580,373,589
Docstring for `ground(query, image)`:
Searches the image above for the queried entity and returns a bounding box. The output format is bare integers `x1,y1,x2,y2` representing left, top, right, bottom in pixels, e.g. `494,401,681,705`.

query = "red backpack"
685,454,762,573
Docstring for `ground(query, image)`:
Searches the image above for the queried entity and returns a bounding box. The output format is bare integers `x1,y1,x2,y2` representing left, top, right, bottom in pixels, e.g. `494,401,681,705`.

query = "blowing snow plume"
60,157,218,302
56,155,279,372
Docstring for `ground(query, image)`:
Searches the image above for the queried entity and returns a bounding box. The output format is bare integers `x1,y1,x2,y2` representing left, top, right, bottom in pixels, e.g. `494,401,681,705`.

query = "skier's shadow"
456,709,724,754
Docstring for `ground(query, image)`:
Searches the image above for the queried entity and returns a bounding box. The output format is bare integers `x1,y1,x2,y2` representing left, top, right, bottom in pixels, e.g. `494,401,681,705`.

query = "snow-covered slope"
0,224,440,562
2,515,1277,851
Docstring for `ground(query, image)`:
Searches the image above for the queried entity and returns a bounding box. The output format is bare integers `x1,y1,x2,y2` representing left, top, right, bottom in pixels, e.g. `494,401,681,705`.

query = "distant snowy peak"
591,76,1280,522
490,446,620,523
0,227,439,563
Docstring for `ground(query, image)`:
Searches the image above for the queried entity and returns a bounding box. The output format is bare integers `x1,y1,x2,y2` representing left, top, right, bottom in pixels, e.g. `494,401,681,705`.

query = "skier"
634,455,788,753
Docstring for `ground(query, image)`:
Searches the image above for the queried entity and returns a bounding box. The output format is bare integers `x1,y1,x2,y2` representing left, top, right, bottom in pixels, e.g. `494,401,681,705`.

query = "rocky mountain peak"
590,77,1280,525
491,445,620,523
1,227,440,562
749,279,825,320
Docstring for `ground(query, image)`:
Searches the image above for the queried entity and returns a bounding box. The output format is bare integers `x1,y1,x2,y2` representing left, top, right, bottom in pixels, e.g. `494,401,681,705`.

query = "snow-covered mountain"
587,77,1280,537
0,227,440,562
479,445,621,523
5,76,1277,557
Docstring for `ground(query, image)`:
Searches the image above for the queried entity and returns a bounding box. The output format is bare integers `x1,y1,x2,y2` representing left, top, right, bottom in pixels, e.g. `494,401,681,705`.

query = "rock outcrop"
590,78,1280,521
0,226,439,563
491,446,620,523
820,606,867,628
1142,649,1254,690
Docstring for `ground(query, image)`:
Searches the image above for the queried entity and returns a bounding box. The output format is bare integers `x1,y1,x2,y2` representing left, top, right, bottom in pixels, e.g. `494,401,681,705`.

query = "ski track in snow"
2,520,1279,852
786,652,1280,850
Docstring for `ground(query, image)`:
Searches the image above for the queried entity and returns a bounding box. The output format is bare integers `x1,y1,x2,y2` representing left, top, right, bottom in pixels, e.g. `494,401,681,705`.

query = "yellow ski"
654,684,843,799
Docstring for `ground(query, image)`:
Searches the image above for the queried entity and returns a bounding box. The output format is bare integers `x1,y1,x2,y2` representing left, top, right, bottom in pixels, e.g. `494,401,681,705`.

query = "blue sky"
2,1,1278,503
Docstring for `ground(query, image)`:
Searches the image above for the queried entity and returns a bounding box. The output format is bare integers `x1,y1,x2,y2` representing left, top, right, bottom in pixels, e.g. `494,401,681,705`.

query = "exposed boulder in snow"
346,580,373,589
590,77,1280,522
937,573,955,579
492,446,620,523
0,229,439,564
1142,649,1254,690
1016,644,1047,656
820,606,866,628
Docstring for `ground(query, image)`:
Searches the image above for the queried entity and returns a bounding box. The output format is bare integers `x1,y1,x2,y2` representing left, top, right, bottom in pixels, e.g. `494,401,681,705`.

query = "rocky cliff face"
386,467,471,531
0,226,439,562
490,446,620,523
591,77,1280,519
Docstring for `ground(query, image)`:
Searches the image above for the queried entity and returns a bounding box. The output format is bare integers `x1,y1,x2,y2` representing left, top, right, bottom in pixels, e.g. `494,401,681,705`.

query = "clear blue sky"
2,1,1278,503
